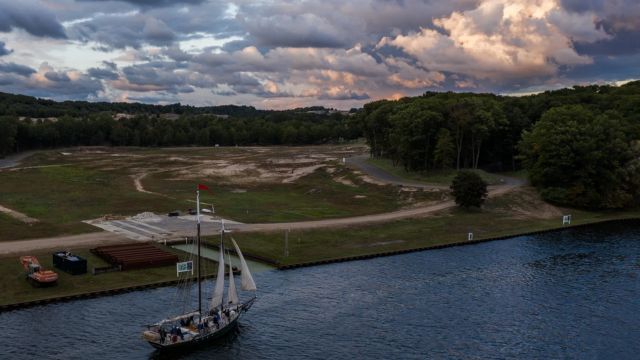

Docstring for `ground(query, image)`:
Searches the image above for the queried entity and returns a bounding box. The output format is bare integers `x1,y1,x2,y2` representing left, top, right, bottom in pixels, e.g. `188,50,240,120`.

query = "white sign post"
562,215,572,225
176,261,194,277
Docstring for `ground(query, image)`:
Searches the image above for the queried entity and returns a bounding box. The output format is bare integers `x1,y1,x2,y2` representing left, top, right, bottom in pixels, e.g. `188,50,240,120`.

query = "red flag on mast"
197,184,210,191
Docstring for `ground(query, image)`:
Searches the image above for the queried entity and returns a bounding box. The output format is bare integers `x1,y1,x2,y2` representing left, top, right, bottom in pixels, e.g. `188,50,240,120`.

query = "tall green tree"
433,129,455,169
450,170,488,208
519,105,640,208
0,116,18,156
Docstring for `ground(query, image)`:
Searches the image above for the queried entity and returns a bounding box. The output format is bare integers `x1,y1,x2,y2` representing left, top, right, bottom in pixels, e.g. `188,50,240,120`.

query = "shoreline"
2,216,637,312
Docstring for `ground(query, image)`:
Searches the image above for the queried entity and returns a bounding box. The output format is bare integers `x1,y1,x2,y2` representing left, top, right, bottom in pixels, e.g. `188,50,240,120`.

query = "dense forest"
1,82,640,209
0,92,267,118
0,92,360,153
358,81,640,209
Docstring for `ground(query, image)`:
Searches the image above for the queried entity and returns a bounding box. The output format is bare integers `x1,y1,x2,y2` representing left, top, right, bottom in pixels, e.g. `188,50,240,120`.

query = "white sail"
210,245,225,309
227,257,239,305
231,237,257,291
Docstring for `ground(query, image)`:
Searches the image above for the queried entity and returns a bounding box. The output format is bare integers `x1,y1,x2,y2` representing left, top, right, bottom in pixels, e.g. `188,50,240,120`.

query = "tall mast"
196,187,202,318
220,219,225,310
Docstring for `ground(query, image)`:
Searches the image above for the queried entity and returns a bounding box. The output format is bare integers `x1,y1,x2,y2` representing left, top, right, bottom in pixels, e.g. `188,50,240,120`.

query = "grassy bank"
0,246,216,306
2,188,638,307
226,188,640,266
367,157,504,185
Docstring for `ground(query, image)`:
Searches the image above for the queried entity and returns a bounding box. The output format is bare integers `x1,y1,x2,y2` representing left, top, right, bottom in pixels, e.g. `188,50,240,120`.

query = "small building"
52,251,88,275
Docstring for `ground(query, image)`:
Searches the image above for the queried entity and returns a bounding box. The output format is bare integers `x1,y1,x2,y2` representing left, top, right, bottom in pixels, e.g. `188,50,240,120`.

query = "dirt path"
132,172,165,196
0,205,39,224
0,232,132,256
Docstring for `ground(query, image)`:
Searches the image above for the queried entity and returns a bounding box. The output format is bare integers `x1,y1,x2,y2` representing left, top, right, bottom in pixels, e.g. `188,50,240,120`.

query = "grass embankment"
145,165,440,223
2,187,637,306
223,188,640,266
367,157,505,185
0,246,215,306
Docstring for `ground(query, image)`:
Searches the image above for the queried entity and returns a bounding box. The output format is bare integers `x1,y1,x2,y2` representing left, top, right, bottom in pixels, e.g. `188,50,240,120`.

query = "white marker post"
563,215,572,225
468,232,474,241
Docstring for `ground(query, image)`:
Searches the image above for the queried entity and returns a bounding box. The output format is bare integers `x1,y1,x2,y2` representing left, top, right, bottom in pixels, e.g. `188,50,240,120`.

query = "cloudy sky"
0,0,638,109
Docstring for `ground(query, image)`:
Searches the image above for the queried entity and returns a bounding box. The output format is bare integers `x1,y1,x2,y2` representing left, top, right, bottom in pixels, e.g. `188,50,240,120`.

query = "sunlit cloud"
0,0,637,108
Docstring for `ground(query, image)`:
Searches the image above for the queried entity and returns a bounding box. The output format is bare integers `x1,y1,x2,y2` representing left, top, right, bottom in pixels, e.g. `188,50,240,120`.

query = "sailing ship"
142,185,257,350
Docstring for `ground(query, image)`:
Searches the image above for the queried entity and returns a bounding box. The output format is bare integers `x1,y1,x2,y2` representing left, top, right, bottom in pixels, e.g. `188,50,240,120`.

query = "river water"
1,223,639,359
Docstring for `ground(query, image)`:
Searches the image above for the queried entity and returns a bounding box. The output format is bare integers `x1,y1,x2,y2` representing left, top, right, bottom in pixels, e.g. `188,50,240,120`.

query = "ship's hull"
147,311,242,351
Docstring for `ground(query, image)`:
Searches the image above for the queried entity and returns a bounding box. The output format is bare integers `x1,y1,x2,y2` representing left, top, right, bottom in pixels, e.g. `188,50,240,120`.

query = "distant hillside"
0,92,347,118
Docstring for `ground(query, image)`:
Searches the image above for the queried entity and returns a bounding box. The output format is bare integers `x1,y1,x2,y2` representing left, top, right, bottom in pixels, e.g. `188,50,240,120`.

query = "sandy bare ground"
0,232,131,256
0,205,39,224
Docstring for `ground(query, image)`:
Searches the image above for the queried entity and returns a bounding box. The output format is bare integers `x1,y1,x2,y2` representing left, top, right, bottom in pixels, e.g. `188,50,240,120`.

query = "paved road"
346,154,526,188
0,151,37,170
345,155,449,189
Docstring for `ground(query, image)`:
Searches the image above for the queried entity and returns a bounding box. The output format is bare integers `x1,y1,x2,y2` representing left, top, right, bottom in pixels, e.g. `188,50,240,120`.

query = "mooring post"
284,229,289,257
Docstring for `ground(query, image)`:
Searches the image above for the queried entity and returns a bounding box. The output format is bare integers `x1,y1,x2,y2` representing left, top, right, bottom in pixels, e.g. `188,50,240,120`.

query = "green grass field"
0,246,216,306
0,164,186,240
367,158,505,185
227,188,640,266
1,185,637,306
0,146,443,241
144,165,441,223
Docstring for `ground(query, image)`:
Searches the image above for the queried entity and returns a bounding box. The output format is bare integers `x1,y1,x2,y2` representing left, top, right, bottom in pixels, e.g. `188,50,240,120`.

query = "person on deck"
159,327,166,344
213,313,220,329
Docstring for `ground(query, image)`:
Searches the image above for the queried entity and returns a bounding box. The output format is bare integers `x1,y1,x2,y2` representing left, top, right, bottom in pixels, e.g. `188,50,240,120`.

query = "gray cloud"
1,0,639,108
575,29,640,56
559,0,640,57
318,91,370,101
0,64,102,100
88,67,119,80
44,71,71,82
244,13,355,48
82,0,206,7
68,13,175,49
0,41,12,56
102,61,117,70
0,62,36,76
0,1,66,38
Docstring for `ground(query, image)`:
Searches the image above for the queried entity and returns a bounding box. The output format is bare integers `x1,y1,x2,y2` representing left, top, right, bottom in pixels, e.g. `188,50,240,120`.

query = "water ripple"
1,223,639,359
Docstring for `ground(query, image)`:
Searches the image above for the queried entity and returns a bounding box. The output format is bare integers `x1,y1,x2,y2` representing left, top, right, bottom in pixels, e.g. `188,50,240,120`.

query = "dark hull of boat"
148,315,240,351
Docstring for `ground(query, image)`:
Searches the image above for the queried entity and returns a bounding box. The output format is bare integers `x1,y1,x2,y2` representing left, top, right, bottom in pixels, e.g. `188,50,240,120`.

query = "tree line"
358,81,640,209
0,112,360,155
2,81,639,209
